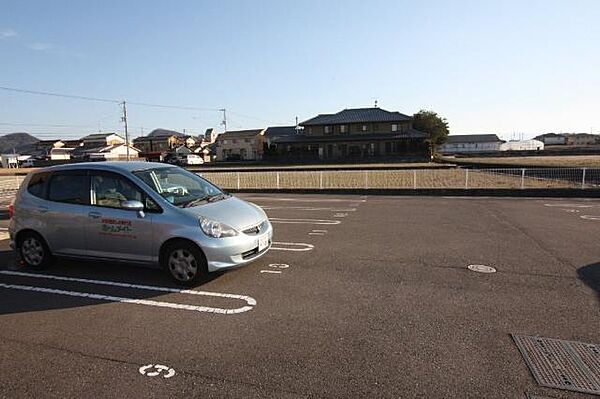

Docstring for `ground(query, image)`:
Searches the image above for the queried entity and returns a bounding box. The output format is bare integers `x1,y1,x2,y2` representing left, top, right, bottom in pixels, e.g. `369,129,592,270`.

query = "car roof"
38,161,175,174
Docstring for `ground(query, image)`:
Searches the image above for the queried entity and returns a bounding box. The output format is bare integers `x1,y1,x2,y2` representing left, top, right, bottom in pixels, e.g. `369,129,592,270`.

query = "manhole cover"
512,335,600,395
467,264,496,273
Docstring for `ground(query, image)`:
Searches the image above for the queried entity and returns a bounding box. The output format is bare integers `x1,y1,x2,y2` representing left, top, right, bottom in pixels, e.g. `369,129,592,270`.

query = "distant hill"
0,132,39,154
148,128,186,137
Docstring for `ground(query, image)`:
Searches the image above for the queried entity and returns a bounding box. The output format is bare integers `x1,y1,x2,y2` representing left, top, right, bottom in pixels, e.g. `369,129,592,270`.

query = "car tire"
162,241,208,286
19,231,52,269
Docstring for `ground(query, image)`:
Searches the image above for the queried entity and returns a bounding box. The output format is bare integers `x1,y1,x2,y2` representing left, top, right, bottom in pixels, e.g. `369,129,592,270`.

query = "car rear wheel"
19,232,52,269
162,241,207,286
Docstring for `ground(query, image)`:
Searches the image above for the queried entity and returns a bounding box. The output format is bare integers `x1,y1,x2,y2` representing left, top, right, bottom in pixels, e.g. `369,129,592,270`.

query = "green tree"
412,110,449,148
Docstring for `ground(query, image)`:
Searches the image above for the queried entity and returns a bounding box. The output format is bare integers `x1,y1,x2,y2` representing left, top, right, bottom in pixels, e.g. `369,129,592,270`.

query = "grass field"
444,155,600,168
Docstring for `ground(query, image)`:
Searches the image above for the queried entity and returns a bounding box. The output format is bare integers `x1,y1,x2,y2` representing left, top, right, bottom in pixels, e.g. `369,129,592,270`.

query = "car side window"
92,173,143,209
27,172,50,199
48,172,89,205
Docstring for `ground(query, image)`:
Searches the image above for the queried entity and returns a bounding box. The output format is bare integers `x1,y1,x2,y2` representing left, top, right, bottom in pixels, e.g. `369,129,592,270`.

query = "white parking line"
308,232,325,236
544,203,600,208
0,270,256,314
580,215,600,221
260,270,282,274
270,218,341,225
260,206,356,212
271,242,315,251
245,197,366,203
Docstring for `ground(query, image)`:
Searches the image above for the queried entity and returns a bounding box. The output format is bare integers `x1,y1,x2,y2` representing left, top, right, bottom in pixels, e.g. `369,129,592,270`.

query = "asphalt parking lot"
1,194,599,398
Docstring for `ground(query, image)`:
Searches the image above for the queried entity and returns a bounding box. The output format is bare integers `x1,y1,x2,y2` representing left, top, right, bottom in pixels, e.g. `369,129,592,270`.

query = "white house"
0,154,20,168
87,144,141,160
81,133,126,148
50,147,74,160
500,140,544,151
438,134,504,154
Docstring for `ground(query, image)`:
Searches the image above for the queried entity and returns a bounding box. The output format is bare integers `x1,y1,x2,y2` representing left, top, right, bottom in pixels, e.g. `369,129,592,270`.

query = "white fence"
200,168,600,190
0,168,597,206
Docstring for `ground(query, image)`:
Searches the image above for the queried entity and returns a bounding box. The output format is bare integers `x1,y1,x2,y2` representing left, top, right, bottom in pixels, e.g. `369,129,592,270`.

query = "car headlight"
199,216,238,238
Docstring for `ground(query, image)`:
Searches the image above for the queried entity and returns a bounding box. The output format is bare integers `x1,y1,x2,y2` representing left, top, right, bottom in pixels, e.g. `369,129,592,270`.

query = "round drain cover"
468,264,496,273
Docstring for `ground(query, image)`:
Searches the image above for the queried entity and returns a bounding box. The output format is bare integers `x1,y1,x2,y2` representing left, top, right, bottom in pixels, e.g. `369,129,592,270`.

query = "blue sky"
1,0,599,139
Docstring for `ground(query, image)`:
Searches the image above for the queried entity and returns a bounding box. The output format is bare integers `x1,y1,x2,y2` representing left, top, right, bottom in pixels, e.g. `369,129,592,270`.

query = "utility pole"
219,108,227,133
121,101,130,161
295,116,299,135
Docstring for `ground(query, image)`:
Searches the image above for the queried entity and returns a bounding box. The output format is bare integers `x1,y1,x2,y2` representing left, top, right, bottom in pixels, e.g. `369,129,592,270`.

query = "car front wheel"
162,241,207,286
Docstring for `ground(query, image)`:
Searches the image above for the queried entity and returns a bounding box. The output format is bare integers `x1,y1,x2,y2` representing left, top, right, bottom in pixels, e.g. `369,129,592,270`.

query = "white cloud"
28,42,53,51
0,28,18,39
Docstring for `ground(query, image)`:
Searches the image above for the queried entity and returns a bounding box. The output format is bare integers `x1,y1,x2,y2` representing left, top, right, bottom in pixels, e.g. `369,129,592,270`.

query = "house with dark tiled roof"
271,107,429,161
437,134,504,154
264,126,299,146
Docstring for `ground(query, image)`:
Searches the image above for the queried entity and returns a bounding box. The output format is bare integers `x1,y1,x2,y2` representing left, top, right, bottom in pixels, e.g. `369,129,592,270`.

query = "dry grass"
446,155,600,168
201,169,583,190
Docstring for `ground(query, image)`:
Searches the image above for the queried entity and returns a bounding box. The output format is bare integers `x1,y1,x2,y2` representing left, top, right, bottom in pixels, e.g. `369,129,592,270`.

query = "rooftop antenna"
374,99,378,108
295,116,299,134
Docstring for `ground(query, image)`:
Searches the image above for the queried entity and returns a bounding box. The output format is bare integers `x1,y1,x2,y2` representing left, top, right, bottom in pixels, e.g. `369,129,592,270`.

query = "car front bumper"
198,222,274,272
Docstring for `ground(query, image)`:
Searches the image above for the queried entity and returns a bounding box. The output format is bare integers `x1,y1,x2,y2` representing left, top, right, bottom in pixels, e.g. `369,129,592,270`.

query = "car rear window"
27,172,50,198
48,172,89,205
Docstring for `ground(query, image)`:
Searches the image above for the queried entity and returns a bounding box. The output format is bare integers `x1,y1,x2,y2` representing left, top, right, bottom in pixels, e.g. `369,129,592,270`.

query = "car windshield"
133,167,224,207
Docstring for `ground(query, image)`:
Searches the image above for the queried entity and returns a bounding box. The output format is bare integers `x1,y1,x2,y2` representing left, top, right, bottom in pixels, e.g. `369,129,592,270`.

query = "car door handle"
37,206,49,213
88,211,102,219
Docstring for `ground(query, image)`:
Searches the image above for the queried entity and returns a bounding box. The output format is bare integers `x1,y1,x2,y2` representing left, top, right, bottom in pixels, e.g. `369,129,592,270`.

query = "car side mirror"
121,200,145,218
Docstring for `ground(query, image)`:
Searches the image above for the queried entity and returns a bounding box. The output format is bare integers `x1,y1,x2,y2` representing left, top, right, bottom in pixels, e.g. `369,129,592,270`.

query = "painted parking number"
260,263,290,274
139,364,175,379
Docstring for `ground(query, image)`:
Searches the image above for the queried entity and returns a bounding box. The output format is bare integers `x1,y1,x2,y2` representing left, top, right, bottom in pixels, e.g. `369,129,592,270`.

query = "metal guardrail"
199,168,600,190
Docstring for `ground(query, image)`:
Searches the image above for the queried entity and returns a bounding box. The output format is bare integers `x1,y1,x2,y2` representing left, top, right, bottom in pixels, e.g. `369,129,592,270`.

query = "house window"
373,124,379,132
361,125,368,132
245,138,251,143
392,124,398,132
232,139,238,144
340,125,347,134
324,126,331,134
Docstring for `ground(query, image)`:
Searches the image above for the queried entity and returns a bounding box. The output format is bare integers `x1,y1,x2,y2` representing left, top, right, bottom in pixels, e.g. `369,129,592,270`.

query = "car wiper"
207,193,229,203
182,195,210,208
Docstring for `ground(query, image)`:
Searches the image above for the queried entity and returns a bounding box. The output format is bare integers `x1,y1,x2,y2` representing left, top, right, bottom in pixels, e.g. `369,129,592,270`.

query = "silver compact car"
8,162,273,285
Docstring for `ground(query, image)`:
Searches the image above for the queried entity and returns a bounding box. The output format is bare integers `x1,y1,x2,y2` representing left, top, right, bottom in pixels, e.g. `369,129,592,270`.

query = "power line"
1,85,285,128
0,86,120,104
0,86,219,112
127,101,219,112
0,122,102,128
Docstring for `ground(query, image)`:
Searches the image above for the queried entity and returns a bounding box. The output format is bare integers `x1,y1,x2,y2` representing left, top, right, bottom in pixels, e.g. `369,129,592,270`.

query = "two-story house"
133,129,188,161
81,133,126,148
271,107,429,161
214,129,265,161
